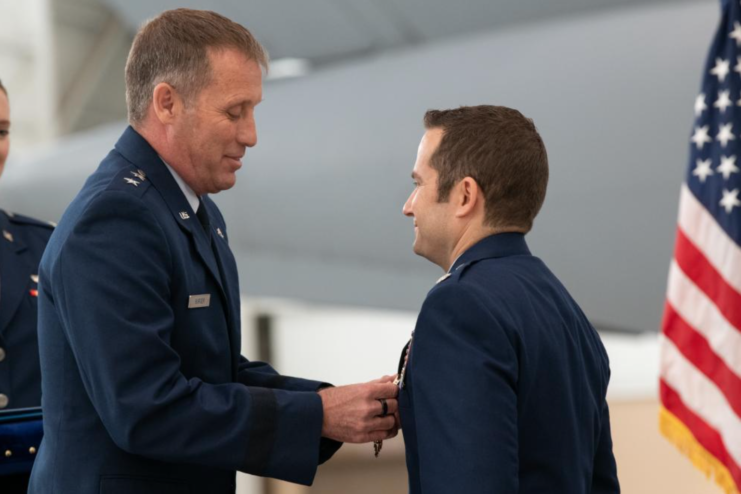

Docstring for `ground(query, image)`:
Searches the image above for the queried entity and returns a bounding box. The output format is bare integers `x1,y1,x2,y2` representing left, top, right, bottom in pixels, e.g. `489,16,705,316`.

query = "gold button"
29,447,37,454
0,347,5,362
0,394,8,409
4,450,11,458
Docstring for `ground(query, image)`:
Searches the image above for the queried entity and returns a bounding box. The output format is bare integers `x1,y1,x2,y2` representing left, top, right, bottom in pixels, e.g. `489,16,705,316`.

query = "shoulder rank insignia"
131,169,146,181
124,177,140,187
31,274,39,284
3,230,13,242
216,227,224,239
179,212,190,220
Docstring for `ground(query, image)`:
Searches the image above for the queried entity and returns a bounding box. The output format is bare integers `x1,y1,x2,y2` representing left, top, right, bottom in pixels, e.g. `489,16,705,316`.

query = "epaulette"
107,166,152,198
435,262,471,285
450,260,481,283
2,209,56,229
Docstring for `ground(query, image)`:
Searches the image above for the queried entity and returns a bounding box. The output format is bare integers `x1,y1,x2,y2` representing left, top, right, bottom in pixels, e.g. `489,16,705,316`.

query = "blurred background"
0,0,723,492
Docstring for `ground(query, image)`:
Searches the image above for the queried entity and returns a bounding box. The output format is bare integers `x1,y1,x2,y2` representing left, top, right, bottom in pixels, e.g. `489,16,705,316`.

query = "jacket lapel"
0,213,32,336
201,198,242,376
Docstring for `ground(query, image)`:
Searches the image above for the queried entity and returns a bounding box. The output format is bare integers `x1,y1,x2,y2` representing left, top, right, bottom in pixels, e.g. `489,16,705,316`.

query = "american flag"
659,1,741,493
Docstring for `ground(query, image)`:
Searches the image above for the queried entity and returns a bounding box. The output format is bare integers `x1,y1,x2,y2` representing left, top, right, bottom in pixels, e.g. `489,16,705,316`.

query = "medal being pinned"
374,331,414,457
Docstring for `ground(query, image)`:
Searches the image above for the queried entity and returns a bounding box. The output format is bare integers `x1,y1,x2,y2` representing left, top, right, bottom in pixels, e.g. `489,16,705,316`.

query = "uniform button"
4,450,11,458
29,447,37,454
0,347,5,362
0,394,8,409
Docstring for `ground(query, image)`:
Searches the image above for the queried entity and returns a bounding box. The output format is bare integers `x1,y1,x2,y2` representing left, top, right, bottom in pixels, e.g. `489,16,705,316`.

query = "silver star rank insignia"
131,169,146,181
179,212,190,220
124,177,140,187
216,228,224,239
2,230,13,242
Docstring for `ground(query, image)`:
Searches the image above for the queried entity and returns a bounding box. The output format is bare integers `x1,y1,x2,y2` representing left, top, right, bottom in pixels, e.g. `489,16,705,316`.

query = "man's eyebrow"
0,120,9,126
224,98,262,108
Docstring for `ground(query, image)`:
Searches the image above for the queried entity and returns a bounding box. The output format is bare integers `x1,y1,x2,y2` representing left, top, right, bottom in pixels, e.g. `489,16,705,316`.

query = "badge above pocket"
188,294,211,309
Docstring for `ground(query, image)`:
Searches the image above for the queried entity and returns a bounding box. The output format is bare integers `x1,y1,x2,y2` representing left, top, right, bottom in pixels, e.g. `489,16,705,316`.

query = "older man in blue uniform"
397,106,620,493
29,10,398,494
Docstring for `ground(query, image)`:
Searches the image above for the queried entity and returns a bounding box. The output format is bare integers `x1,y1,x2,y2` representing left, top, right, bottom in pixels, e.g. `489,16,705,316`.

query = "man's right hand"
318,382,399,443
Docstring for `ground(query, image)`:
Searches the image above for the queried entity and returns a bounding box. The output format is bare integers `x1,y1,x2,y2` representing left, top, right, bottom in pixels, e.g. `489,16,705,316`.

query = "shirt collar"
161,158,200,214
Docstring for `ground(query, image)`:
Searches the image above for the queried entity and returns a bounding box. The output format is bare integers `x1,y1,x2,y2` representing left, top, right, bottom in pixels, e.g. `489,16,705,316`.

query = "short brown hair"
125,9,269,125
424,105,548,232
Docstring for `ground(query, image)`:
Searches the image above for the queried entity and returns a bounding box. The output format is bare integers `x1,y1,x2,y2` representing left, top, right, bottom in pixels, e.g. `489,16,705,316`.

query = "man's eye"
0,130,8,137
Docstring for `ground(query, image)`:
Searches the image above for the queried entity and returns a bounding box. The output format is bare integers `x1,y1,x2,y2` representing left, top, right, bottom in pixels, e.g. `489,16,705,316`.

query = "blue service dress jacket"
0,210,52,484
29,127,341,494
0,209,53,411
399,233,620,494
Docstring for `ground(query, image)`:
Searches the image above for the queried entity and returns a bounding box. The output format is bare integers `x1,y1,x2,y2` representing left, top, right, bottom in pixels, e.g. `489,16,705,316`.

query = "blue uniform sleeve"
591,383,620,493
51,191,326,485
237,357,324,391
411,283,519,493
236,359,344,464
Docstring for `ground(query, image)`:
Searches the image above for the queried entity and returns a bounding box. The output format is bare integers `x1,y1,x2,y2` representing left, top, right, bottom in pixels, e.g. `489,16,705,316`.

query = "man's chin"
212,177,237,194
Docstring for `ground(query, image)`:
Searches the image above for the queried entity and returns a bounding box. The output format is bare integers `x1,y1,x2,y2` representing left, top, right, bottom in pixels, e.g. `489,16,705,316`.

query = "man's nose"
238,116,257,148
402,192,414,217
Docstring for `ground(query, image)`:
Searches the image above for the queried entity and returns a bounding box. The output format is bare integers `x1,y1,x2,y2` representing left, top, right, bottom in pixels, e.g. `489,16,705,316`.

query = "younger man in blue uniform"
398,106,620,493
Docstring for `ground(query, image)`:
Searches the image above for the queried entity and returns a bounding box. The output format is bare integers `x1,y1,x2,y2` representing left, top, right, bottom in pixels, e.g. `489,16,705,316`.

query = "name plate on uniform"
188,294,211,309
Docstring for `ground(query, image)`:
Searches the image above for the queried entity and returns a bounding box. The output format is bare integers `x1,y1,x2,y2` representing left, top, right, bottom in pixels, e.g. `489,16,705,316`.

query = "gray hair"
125,9,268,125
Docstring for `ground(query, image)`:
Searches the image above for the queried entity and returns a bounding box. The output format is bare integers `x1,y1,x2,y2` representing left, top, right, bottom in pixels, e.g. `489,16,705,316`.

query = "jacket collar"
449,232,531,274
113,126,221,286
114,127,199,223
0,211,27,254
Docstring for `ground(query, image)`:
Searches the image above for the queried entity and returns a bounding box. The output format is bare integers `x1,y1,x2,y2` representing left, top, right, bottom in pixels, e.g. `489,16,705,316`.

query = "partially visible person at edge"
396,105,620,493
28,9,398,494
0,78,54,494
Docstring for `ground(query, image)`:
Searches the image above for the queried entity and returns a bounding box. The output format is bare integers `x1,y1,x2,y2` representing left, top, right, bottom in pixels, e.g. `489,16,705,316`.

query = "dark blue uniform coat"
0,210,52,490
0,210,53,410
399,233,620,494
29,127,339,494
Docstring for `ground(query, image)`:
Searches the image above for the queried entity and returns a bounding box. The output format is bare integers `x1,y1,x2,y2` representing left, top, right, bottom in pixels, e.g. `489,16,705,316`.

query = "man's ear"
454,177,481,219
151,82,181,125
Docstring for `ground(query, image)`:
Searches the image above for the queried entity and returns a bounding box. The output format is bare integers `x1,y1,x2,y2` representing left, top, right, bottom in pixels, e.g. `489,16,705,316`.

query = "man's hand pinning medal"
317,376,399,450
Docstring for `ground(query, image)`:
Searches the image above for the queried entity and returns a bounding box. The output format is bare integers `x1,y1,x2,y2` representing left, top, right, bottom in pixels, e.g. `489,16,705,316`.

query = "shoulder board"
451,260,481,282
2,209,56,229
435,262,471,286
106,166,152,197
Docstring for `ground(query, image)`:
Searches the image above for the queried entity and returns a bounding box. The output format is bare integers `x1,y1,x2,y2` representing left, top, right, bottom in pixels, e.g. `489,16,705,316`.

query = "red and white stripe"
661,183,741,487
